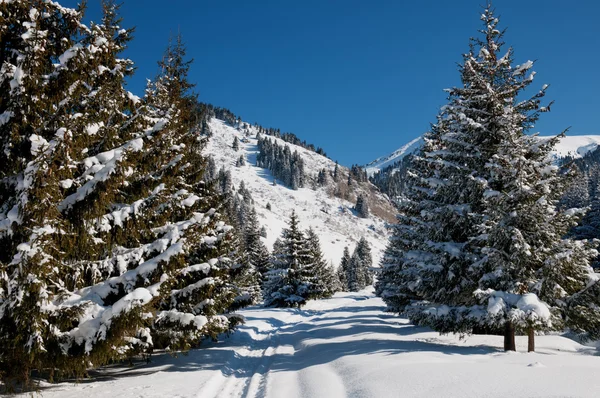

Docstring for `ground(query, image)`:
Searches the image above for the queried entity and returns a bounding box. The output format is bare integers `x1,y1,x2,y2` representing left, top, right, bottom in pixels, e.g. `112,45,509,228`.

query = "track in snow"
24,291,600,398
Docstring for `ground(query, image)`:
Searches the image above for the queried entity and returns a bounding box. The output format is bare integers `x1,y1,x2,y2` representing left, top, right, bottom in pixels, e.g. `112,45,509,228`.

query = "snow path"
27,291,600,398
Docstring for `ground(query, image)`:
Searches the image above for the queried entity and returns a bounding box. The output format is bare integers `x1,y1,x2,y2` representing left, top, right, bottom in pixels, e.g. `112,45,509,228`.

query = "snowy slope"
205,118,394,267
364,136,422,177
367,134,600,175
29,290,600,398
541,134,600,159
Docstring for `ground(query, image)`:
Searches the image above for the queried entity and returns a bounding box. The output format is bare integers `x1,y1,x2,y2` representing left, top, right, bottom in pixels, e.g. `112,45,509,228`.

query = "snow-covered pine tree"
337,247,351,290
561,169,590,211
263,211,312,307
377,5,599,352
232,136,240,151
346,238,373,291
0,0,92,386
304,228,340,298
375,105,482,318
234,208,266,303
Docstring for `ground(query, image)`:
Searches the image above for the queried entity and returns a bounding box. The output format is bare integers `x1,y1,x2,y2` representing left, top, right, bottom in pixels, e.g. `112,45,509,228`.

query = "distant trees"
338,238,373,292
263,212,338,307
256,137,305,190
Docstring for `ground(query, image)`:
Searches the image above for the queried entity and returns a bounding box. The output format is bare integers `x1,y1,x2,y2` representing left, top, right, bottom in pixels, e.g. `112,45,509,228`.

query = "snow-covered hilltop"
364,136,422,177
205,118,396,267
542,134,600,159
367,134,600,176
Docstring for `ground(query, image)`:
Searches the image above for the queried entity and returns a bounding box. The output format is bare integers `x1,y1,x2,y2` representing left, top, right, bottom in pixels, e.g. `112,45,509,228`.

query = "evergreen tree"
376,5,598,351
236,154,246,167
346,238,373,291
263,211,312,307
238,208,268,296
333,161,340,182
0,5,247,385
304,228,340,298
337,247,351,290
232,136,240,151
355,194,369,218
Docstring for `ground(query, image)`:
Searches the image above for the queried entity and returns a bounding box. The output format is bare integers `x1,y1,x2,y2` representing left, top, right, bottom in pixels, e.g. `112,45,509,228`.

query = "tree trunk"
504,320,516,351
527,327,535,352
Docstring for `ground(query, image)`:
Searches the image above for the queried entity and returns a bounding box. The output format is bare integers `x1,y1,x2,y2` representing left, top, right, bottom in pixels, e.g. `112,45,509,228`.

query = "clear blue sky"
63,0,599,166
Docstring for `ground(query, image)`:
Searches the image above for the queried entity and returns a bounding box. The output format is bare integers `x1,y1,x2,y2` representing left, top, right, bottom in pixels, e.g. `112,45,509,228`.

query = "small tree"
355,194,369,218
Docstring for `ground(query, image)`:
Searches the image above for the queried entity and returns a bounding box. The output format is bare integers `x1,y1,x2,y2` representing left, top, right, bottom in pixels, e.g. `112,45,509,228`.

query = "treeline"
256,137,306,189
198,104,328,157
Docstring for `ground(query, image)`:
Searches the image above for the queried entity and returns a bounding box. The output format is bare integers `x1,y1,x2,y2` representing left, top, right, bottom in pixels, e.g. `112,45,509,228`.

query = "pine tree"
263,211,312,307
237,208,268,296
376,5,599,351
333,161,340,182
304,228,340,298
346,238,373,291
337,247,351,290
232,136,240,151
236,154,245,167
355,194,369,218
0,1,93,386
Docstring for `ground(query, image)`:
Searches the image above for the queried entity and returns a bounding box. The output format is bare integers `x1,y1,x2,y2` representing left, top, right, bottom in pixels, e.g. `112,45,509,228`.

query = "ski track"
20,291,600,398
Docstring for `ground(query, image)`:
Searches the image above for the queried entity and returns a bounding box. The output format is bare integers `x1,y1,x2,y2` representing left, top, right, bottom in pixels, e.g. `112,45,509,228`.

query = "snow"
205,119,392,267
27,290,600,398
540,134,600,159
364,136,422,177
368,134,600,175
513,60,534,76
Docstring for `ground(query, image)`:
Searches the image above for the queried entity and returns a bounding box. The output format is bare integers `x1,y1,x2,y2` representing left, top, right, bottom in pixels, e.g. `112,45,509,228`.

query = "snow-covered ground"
29,291,600,398
205,118,392,266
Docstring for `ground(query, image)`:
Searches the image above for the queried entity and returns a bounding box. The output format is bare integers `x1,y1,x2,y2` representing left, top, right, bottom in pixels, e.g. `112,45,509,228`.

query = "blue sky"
63,0,599,166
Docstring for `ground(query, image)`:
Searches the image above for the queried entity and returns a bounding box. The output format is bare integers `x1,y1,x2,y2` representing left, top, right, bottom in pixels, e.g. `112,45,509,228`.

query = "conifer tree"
337,247,351,290
355,194,369,218
263,211,312,307
304,228,340,298
346,238,373,291
376,5,598,351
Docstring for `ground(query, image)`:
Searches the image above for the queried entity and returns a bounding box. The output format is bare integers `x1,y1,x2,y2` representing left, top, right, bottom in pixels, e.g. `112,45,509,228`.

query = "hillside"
364,136,422,177
366,134,600,199
367,134,600,176
204,118,397,267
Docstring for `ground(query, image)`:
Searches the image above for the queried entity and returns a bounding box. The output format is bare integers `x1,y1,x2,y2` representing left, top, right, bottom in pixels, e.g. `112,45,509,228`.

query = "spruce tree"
304,228,340,298
355,194,369,218
263,211,312,307
346,238,373,291
376,5,599,351
337,247,351,290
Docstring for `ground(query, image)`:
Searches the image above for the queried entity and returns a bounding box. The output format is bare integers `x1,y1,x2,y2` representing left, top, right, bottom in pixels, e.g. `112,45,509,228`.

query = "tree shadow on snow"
39,299,501,389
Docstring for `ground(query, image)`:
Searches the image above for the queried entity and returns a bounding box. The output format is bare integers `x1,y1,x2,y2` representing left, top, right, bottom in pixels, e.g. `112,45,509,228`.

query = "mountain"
364,136,422,177
366,134,600,199
367,134,600,176
204,118,397,267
